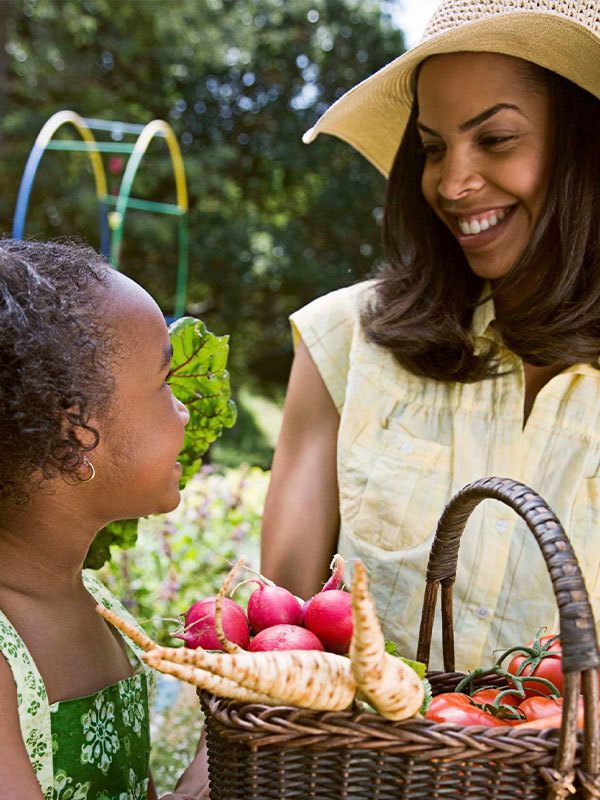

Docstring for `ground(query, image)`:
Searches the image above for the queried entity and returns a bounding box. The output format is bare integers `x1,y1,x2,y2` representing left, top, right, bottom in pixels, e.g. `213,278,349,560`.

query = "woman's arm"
260,338,341,600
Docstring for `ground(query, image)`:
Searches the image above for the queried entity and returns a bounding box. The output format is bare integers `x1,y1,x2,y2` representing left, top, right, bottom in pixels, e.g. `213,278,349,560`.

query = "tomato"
506,634,563,697
518,696,563,722
426,693,506,727
470,688,521,708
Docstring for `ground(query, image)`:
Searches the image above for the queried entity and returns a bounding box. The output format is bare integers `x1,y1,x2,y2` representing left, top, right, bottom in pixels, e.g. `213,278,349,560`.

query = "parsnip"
143,653,275,704
96,604,156,652
350,561,424,720
144,644,356,711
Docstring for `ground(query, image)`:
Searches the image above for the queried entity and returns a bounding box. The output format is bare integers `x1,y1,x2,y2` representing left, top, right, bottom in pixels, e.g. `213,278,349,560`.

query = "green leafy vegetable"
384,639,427,680
84,317,236,569
420,677,432,715
167,317,237,482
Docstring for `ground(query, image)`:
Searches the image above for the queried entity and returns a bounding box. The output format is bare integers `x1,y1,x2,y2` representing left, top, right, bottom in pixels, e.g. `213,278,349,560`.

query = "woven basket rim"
198,680,575,758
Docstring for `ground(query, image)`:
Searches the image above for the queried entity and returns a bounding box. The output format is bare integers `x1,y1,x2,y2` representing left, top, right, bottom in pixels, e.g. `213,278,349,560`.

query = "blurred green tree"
0,0,404,389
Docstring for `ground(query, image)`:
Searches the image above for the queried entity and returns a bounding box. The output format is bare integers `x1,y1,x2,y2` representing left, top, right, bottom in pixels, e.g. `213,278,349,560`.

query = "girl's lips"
453,205,518,250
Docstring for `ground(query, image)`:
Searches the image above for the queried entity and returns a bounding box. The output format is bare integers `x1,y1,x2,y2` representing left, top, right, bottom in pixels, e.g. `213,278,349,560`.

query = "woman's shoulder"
291,279,376,334
289,280,377,413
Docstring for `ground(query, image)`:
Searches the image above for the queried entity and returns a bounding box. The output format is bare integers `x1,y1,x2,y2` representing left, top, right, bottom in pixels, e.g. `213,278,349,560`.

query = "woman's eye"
421,142,445,160
480,135,517,148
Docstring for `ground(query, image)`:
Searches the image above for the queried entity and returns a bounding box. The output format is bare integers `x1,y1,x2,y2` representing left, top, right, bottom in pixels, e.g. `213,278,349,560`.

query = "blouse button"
476,606,489,619
495,520,508,533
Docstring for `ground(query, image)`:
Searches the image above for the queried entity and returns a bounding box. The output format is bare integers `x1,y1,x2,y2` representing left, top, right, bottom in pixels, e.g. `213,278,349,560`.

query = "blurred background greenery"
0,0,412,790
0,0,404,400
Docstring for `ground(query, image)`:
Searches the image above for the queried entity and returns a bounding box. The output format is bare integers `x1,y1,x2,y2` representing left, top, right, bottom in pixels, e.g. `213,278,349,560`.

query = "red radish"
302,554,346,622
175,597,250,651
247,582,303,632
248,624,324,652
304,590,353,654
322,554,345,591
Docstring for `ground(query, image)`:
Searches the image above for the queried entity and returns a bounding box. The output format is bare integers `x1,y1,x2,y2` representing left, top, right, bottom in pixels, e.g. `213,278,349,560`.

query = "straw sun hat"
302,0,600,176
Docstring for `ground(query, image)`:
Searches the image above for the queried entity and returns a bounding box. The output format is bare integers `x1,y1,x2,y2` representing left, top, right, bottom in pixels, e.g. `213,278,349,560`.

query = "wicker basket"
199,477,600,799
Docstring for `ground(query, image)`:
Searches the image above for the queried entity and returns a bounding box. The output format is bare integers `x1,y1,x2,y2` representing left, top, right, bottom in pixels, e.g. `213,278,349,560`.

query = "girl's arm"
260,338,341,600
0,653,45,799
159,729,210,799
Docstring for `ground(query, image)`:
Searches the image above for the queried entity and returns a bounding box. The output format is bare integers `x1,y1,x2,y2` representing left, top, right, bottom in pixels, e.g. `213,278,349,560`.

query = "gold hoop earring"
78,459,96,483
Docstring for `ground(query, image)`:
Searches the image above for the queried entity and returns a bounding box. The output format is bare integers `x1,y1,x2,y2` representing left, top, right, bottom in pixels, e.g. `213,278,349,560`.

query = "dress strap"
82,570,156,702
0,611,53,799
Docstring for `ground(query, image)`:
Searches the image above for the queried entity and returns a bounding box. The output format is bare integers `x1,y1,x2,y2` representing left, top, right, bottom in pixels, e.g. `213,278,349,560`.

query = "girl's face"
417,52,552,281
89,273,190,522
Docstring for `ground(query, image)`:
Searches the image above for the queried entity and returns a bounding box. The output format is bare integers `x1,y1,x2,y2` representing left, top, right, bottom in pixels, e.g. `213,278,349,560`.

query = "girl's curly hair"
0,239,117,504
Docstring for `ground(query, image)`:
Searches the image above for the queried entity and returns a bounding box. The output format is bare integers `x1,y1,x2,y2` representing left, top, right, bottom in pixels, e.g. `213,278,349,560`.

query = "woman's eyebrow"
159,342,174,373
417,103,525,137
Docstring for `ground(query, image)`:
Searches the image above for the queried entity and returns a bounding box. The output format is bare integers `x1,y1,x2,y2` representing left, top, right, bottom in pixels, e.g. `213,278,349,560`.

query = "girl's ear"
74,459,96,483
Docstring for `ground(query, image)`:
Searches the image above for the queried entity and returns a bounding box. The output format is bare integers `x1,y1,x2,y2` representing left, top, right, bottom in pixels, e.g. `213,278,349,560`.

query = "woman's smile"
448,203,519,250
418,52,552,281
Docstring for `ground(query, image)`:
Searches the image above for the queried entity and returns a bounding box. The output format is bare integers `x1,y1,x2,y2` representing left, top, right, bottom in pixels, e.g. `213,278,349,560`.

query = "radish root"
214,557,246,653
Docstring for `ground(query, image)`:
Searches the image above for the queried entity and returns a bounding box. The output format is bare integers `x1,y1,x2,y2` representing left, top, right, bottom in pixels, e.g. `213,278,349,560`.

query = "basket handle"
416,476,600,800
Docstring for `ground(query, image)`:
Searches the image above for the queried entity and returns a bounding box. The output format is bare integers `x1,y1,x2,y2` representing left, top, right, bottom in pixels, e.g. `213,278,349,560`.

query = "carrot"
350,561,424,721
513,701,588,730
143,644,357,711
96,604,156,652
214,558,246,653
143,653,274,704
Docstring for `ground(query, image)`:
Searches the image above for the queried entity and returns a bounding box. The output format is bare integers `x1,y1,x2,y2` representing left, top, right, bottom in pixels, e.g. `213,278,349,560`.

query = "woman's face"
417,52,552,281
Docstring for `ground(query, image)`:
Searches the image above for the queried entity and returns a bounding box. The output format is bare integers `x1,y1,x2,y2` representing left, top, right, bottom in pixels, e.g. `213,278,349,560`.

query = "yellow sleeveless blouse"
291,281,600,671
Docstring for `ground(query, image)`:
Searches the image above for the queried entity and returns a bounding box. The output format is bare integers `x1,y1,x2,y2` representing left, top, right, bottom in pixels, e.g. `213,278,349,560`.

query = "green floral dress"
0,571,155,800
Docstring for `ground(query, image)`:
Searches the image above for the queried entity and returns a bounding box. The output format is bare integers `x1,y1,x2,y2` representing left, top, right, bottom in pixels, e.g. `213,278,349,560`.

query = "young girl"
261,0,600,672
0,239,208,798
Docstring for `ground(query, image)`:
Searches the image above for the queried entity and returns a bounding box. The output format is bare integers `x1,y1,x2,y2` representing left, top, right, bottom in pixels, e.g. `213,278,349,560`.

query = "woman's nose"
437,149,485,201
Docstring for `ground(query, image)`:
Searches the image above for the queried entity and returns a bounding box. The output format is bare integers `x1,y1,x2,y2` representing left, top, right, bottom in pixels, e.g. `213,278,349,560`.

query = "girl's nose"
177,398,190,426
437,150,485,201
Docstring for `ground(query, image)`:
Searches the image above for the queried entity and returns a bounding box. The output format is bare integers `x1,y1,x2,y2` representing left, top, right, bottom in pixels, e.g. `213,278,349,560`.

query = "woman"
261,0,600,671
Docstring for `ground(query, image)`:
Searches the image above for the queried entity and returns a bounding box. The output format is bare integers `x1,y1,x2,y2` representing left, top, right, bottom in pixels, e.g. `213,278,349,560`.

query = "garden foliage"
98,464,266,646
0,0,404,390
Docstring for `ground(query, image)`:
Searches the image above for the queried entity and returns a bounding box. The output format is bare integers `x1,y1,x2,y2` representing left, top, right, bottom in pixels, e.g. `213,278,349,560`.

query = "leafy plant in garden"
98,464,267,646
85,317,236,569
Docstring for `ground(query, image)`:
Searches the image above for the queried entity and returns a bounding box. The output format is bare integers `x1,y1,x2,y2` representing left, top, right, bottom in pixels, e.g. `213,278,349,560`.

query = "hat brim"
303,13,600,176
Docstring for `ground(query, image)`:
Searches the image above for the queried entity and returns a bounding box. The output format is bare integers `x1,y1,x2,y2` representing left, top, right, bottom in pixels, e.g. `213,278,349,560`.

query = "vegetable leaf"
384,639,427,680
167,317,237,482
420,677,432,715
84,317,236,569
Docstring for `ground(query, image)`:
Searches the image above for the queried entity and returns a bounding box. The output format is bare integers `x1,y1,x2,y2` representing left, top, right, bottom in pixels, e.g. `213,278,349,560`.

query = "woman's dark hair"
0,239,116,504
362,61,600,381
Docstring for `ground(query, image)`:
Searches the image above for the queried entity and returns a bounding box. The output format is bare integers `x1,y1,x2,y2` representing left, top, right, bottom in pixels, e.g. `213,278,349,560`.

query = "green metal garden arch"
13,110,189,318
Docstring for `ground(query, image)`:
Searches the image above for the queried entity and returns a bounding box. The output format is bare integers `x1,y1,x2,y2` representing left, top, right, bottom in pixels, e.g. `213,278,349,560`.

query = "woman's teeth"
458,207,509,236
